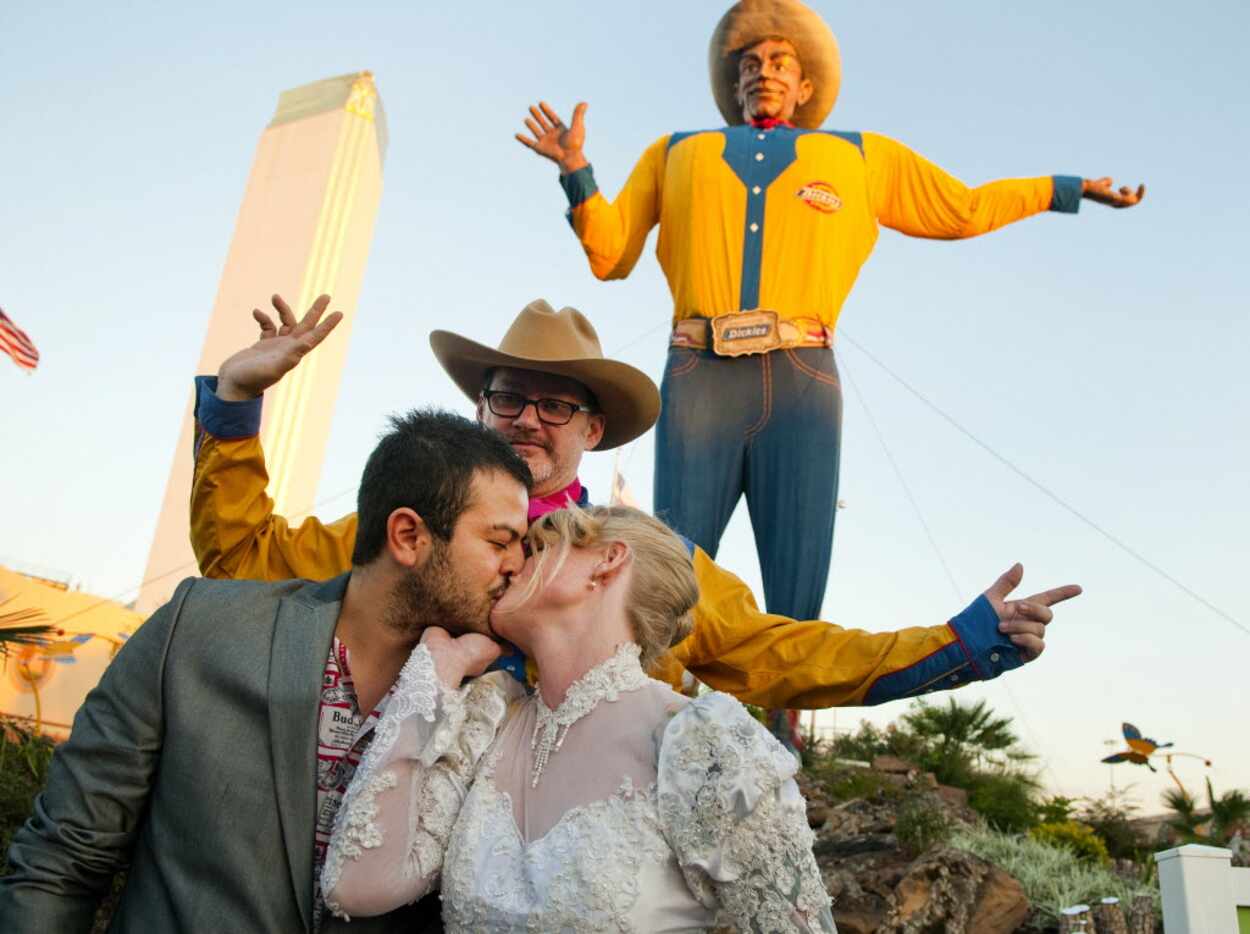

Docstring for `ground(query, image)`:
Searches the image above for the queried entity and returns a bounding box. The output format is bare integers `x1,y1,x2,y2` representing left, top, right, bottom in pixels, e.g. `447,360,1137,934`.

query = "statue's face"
735,37,814,123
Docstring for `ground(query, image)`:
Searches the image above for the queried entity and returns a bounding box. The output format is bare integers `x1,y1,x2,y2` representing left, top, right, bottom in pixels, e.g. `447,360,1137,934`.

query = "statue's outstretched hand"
981,563,1082,663
1082,176,1146,208
216,294,343,401
515,101,589,175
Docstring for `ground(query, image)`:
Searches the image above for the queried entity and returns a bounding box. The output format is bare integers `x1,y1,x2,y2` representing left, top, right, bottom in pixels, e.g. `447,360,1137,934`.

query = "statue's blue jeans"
654,344,842,622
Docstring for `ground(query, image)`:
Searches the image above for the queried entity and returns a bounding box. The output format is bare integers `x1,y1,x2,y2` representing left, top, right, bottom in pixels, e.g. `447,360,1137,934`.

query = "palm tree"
902,698,1030,782
1162,786,1204,843
1206,779,1250,844
1162,779,1250,845
0,603,55,657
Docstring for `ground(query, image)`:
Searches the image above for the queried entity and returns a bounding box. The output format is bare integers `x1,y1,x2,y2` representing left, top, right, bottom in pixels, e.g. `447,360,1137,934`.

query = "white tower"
136,71,387,613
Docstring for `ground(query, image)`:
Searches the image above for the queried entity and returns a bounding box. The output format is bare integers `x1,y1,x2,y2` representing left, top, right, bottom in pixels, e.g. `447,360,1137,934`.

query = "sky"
2,0,1247,810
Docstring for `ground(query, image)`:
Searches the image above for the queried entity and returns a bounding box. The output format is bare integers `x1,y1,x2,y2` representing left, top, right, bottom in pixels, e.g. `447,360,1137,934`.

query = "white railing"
1155,844,1250,932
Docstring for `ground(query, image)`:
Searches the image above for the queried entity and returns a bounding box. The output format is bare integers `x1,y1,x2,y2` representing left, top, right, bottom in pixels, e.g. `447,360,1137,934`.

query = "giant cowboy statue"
516,0,1141,665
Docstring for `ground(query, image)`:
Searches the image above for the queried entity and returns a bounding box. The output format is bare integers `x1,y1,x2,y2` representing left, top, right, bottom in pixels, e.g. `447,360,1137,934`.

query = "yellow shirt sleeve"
191,433,356,581
863,131,1056,240
664,547,967,709
567,135,669,280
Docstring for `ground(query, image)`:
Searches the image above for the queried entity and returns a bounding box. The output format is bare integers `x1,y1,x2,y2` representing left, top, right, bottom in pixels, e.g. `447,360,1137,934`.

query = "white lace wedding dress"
322,642,835,933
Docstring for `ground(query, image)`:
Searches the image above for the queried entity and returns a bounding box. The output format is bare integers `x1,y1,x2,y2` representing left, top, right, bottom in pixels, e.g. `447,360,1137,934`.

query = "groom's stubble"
385,538,501,638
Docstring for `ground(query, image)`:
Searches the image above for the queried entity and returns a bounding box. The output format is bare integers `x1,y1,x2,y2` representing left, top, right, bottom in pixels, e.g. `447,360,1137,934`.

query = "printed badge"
796,181,842,213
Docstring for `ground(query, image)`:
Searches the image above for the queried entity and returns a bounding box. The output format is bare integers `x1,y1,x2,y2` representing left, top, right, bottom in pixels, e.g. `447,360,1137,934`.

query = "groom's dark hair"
352,407,532,564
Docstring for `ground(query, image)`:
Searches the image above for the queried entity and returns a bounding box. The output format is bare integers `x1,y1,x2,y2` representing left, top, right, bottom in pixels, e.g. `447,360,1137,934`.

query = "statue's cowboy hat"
430,299,660,451
709,0,841,130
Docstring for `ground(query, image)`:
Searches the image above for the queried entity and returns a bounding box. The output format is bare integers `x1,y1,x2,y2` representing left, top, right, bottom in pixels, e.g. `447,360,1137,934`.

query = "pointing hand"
982,563,1082,662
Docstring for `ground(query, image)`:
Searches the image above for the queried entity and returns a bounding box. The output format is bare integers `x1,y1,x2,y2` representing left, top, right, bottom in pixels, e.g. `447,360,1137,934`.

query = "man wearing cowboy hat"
187,293,1079,716
517,0,1139,638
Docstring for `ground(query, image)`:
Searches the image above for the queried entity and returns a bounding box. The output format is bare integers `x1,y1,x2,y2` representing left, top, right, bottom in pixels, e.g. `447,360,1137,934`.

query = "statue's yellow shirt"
561,125,1081,328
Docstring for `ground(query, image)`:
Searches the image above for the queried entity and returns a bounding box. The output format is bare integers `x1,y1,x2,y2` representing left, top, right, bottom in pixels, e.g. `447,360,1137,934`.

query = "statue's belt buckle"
710,310,781,357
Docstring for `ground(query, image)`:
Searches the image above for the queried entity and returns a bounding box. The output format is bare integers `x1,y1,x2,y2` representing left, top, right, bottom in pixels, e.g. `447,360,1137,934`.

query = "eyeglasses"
481,390,595,426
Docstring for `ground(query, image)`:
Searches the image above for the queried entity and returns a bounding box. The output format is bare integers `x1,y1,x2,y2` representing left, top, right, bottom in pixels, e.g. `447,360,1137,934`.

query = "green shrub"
1029,820,1111,866
896,795,952,856
952,822,1158,930
805,761,903,804
967,772,1039,833
0,718,56,873
821,720,930,766
1080,789,1154,863
1037,795,1078,823
0,718,126,933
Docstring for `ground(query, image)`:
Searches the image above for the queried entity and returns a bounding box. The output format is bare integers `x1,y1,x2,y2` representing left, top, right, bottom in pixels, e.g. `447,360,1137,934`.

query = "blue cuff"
559,165,598,210
1049,175,1083,214
947,594,1024,681
488,647,530,686
862,595,1022,705
194,375,263,439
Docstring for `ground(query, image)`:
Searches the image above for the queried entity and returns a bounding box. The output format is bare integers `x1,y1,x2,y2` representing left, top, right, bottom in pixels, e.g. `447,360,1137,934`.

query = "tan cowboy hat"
429,299,661,451
708,0,841,130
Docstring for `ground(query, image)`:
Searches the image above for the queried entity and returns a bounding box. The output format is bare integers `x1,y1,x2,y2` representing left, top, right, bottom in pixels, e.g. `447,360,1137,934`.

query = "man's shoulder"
170,575,339,617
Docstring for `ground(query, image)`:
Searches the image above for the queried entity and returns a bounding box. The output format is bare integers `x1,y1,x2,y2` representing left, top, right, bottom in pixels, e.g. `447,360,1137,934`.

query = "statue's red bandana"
796,181,842,213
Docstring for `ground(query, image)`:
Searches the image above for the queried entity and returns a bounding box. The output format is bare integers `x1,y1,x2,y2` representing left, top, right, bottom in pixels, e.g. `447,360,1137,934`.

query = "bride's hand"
420,627,504,689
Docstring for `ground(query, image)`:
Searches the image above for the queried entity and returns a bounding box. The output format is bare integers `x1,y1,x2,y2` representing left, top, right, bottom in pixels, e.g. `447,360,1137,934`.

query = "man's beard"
506,431,560,488
385,541,501,637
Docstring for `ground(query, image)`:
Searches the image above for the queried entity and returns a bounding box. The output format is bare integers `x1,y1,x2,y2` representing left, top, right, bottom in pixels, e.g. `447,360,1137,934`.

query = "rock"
823,863,888,934
807,802,830,827
823,797,899,836
832,906,888,934
878,847,1028,934
873,754,918,774
937,784,969,807
968,866,1030,933
921,771,939,789
814,834,898,859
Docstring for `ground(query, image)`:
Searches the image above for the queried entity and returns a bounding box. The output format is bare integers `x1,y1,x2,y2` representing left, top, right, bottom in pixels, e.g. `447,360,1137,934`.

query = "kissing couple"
2,294,1078,932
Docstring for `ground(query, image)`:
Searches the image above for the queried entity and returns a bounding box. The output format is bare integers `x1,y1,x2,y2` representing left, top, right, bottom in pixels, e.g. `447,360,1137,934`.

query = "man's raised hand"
515,101,589,175
216,294,343,402
1082,176,1146,209
982,563,1082,662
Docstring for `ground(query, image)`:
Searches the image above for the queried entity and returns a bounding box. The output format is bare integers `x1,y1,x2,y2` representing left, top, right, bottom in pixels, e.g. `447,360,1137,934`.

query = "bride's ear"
592,541,631,587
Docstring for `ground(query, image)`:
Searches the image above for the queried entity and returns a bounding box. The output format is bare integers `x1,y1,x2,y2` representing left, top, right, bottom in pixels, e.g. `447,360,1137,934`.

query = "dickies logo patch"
796,181,842,214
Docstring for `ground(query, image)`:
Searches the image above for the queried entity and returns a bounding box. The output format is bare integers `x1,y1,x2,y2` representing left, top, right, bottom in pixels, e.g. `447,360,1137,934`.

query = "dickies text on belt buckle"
710,310,781,357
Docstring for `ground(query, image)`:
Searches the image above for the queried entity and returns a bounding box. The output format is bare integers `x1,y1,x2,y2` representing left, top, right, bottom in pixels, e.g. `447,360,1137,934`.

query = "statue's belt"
670,312,833,357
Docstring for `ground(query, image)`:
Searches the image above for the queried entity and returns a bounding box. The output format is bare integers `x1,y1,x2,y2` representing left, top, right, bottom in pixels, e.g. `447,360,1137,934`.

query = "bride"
321,505,835,932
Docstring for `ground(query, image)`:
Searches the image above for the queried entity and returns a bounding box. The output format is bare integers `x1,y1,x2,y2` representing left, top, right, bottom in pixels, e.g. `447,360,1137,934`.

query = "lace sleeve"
657,693,835,933
321,645,520,920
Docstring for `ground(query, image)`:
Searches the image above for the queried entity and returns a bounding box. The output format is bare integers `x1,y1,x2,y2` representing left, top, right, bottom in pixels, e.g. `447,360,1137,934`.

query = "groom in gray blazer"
0,409,532,933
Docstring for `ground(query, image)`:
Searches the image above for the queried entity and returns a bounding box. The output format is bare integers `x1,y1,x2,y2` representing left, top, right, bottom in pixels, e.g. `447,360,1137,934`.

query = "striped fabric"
0,309,39,371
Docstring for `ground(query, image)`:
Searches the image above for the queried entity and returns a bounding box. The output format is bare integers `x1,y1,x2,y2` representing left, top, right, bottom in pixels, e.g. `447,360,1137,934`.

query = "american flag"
0,309,40,371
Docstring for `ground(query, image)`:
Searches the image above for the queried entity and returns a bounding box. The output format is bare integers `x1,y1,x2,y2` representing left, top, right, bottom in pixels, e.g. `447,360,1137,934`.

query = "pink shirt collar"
528,478,585,523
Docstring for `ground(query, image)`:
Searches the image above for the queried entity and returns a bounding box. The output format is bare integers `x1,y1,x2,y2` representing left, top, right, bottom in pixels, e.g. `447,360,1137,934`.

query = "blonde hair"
518,505,698,669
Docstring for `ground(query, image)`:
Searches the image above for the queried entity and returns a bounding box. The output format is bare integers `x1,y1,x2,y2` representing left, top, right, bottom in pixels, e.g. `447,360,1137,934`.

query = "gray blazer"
0,574,441,933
